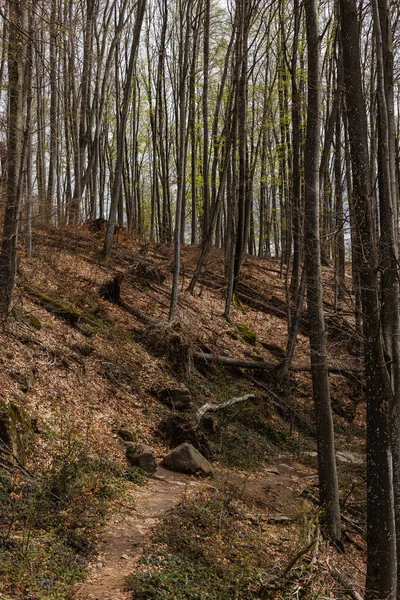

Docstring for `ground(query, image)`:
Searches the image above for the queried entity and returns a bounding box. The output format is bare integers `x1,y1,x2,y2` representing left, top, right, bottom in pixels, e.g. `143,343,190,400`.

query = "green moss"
236,322,257,346
115,428,137,443
28,314,41,330
24,285,97,327
261,342,286,360
232,294,245,311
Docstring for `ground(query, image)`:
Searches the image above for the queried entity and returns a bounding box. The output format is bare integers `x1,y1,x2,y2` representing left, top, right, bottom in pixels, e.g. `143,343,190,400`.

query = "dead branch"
330,568,363,600
196,394,257,425
193,352,361,374
283,540,317,576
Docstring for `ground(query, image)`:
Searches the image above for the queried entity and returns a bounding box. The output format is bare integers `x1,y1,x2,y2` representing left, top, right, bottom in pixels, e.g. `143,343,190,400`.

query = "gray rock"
126,444,158,474
162,442,213,476
157,384,192,410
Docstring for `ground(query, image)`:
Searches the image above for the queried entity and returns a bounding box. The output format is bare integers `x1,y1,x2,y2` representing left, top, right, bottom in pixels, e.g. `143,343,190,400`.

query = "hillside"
0,227,365,600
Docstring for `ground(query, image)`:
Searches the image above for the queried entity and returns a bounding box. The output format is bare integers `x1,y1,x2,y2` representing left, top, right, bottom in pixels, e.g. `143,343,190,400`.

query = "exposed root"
145,318,193,374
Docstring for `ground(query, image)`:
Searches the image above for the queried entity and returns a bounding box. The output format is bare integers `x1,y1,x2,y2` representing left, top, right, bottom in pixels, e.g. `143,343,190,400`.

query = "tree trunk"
340,0,396,596
0,0,28,316
304,0,341,543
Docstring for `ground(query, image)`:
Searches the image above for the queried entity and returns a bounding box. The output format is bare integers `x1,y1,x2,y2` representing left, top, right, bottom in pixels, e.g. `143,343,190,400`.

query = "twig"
283,540,317,576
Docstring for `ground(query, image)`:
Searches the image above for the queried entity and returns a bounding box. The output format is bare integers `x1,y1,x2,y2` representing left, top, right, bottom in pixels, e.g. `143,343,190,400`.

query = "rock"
0,400,33,464
126,444,158,474
162,442,213,477
156,384,192,410
336,451,363,465
157,414,212,459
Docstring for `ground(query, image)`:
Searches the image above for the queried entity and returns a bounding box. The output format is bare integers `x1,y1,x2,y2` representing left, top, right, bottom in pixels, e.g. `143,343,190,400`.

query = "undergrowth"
126,486,330,600
126,488,271,599
0,435,130,599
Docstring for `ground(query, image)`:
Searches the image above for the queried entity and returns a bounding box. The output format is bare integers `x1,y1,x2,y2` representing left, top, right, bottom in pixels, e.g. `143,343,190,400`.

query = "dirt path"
73,456,317,600
74,466,203,600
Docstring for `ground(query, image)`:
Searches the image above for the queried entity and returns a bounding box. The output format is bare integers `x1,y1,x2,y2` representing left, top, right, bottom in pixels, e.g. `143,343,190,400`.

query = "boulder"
126,444,158,474
162,442,213,477
156,384,192,410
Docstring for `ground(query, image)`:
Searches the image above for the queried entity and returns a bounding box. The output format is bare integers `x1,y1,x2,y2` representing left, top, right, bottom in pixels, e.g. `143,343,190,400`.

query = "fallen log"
193,352,361,374
24,285,96,327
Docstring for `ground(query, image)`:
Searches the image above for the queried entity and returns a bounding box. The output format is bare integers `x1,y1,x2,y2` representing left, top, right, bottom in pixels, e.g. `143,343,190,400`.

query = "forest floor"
74,457,336,600
0,225,366,599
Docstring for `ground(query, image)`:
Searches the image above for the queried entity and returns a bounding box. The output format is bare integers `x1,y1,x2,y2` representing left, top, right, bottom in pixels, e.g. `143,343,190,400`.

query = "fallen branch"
196,394,257,425
330,568,363,600
283,540,317,576
193,352,361,374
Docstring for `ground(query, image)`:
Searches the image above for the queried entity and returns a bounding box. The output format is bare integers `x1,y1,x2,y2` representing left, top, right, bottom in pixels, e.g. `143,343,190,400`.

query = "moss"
236,322,257,346
232,294,245,311
24,285,97,327
227,331,239,340
28,314,41,330
261,342,286,360
115,428,137,443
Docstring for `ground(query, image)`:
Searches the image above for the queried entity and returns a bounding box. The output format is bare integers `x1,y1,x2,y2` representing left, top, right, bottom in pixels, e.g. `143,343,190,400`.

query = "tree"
0,0,28,316
104,0,147,257
303,0,341,543
340,0,396,596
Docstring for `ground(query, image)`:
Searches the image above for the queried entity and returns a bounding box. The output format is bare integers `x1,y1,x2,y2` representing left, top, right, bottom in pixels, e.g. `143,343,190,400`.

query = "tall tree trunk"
304,0,341,543
0,0,28,315
104,0,146,256
372,0,400,596
340,0,396,596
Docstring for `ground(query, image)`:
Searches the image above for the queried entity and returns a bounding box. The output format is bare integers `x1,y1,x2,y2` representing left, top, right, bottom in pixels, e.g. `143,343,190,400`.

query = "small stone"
96,562,103,569
126,444,157,474
121,554,129,560
336,450,363,465
265,467,280,475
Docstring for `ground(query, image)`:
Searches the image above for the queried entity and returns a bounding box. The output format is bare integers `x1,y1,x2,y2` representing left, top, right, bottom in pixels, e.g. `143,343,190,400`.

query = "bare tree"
304,0,341,543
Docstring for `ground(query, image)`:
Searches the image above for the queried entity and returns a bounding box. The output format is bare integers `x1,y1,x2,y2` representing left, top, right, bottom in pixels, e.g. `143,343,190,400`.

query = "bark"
104,0,146,256
0,0,28,316
340,0,396,596
304,0,341,543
